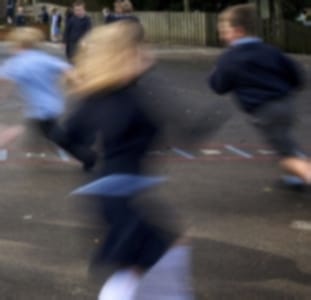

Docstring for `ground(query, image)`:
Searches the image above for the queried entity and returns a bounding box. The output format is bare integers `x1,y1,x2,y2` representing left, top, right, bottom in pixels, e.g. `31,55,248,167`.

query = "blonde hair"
219,4,259,35
6,27,44,49
68,21,146,97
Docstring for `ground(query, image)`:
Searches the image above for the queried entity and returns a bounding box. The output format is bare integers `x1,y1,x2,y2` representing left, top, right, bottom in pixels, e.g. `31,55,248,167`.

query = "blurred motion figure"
209,4,311,187
65,21,194,300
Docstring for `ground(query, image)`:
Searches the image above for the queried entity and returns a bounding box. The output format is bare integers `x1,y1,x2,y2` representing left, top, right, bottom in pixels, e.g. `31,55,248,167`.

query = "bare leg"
280,157,311,184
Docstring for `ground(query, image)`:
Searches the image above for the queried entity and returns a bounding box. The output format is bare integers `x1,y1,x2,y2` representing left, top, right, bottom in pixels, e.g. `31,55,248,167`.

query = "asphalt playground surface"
0,44,310,299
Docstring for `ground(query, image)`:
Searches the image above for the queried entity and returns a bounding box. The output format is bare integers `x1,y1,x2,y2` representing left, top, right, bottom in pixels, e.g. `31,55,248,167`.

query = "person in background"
39,6,49,25
209,4,311,188
0,27,96,171
102,7,111,24
15,6,26,27
105,0,139,24
6,0,15,24
296,9,307,24
64,0,91,61
50,8,62,42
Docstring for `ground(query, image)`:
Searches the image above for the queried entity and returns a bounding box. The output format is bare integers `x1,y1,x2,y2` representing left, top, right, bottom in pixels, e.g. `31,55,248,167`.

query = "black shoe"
275,177,308,193
82,154,97,172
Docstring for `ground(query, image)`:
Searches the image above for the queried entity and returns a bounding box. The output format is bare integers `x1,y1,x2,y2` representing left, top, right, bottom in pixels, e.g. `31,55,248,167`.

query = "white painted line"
225,144,253,159
0,149,8,161
171,147,195,160
258,149,276,155
25,152,46,158
23,215,33,221
201,149,222,156
57,148,70,162
291,221,311,232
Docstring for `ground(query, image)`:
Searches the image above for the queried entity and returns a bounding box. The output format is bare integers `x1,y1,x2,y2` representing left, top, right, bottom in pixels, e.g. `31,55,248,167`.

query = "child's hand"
0,125,24,147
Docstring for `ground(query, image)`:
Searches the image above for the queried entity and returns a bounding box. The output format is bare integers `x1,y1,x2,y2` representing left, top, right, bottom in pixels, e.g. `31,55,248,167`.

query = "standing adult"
63,0,91,61
39,6,50,25
15,6,26,27
50,8,62,42
102,7,111,24
6,0,15,24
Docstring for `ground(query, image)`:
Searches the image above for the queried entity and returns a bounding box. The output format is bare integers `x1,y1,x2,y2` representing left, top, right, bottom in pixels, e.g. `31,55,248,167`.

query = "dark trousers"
65,42,77,61
29,118,96,166
252,100,304,158
87,195,177,272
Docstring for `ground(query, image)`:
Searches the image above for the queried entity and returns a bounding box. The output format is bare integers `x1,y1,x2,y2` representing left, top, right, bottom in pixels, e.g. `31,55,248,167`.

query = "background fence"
35,4,311,54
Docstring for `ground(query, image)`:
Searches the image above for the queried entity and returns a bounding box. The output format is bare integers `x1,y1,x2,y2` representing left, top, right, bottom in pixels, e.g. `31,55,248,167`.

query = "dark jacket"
15,15,26,26
39,11,49,24
64,15,91,59
64,15,91,43
209,41,303,113
63,84,158,176
105,14,139,24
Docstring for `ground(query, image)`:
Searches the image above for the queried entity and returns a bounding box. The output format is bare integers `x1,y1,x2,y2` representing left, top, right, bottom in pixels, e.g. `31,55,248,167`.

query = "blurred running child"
209,4,311,187
0,27,96,170
64,21,193,300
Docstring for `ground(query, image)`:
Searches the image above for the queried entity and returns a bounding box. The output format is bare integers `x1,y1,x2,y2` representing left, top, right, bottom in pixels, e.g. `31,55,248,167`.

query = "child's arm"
209,57,235,94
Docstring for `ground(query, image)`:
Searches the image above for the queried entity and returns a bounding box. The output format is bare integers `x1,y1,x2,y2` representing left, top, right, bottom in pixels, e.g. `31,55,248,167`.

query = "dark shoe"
83,154,97,172
275,175,309,192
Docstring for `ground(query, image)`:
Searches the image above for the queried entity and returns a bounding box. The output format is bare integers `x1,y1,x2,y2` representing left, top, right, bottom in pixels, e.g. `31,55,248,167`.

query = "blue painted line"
171,147,196,160
57,148,70,162
0,149,7,161
225,144,253,159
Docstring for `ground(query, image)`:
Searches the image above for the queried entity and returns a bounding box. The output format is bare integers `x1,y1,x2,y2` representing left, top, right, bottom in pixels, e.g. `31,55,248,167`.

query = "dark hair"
73,0,85,7
219,4,259,35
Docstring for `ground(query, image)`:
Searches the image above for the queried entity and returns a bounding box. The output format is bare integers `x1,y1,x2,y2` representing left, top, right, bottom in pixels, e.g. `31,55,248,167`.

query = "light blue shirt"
231,37,262,47
0,49,70,120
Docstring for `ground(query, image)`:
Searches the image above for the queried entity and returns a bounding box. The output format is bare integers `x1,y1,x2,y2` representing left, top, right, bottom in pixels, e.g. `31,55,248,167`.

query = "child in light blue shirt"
0,27,96,170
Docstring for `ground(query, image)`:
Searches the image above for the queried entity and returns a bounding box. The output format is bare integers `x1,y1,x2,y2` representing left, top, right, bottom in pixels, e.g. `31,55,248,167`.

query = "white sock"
135,245,194,300
98,269,141,300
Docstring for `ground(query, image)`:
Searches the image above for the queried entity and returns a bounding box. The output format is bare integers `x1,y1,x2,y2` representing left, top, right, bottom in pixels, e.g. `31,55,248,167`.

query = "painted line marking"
258,149,276,155
225,144,253,159
201,149,222,156
56,148,70,162
26,152,47,158
291,221,311,232
0,149,8,161
171,147,195,160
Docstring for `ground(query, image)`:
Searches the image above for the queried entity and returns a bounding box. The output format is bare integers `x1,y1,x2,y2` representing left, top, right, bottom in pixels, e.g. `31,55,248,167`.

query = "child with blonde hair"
0,27,96,170
209,4,311,188
64,21,193,300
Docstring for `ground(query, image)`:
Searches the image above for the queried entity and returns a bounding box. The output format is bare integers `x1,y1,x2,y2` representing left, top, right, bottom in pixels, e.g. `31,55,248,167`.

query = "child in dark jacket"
64,0,91,60
65,21,193,300
209,4,311,186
